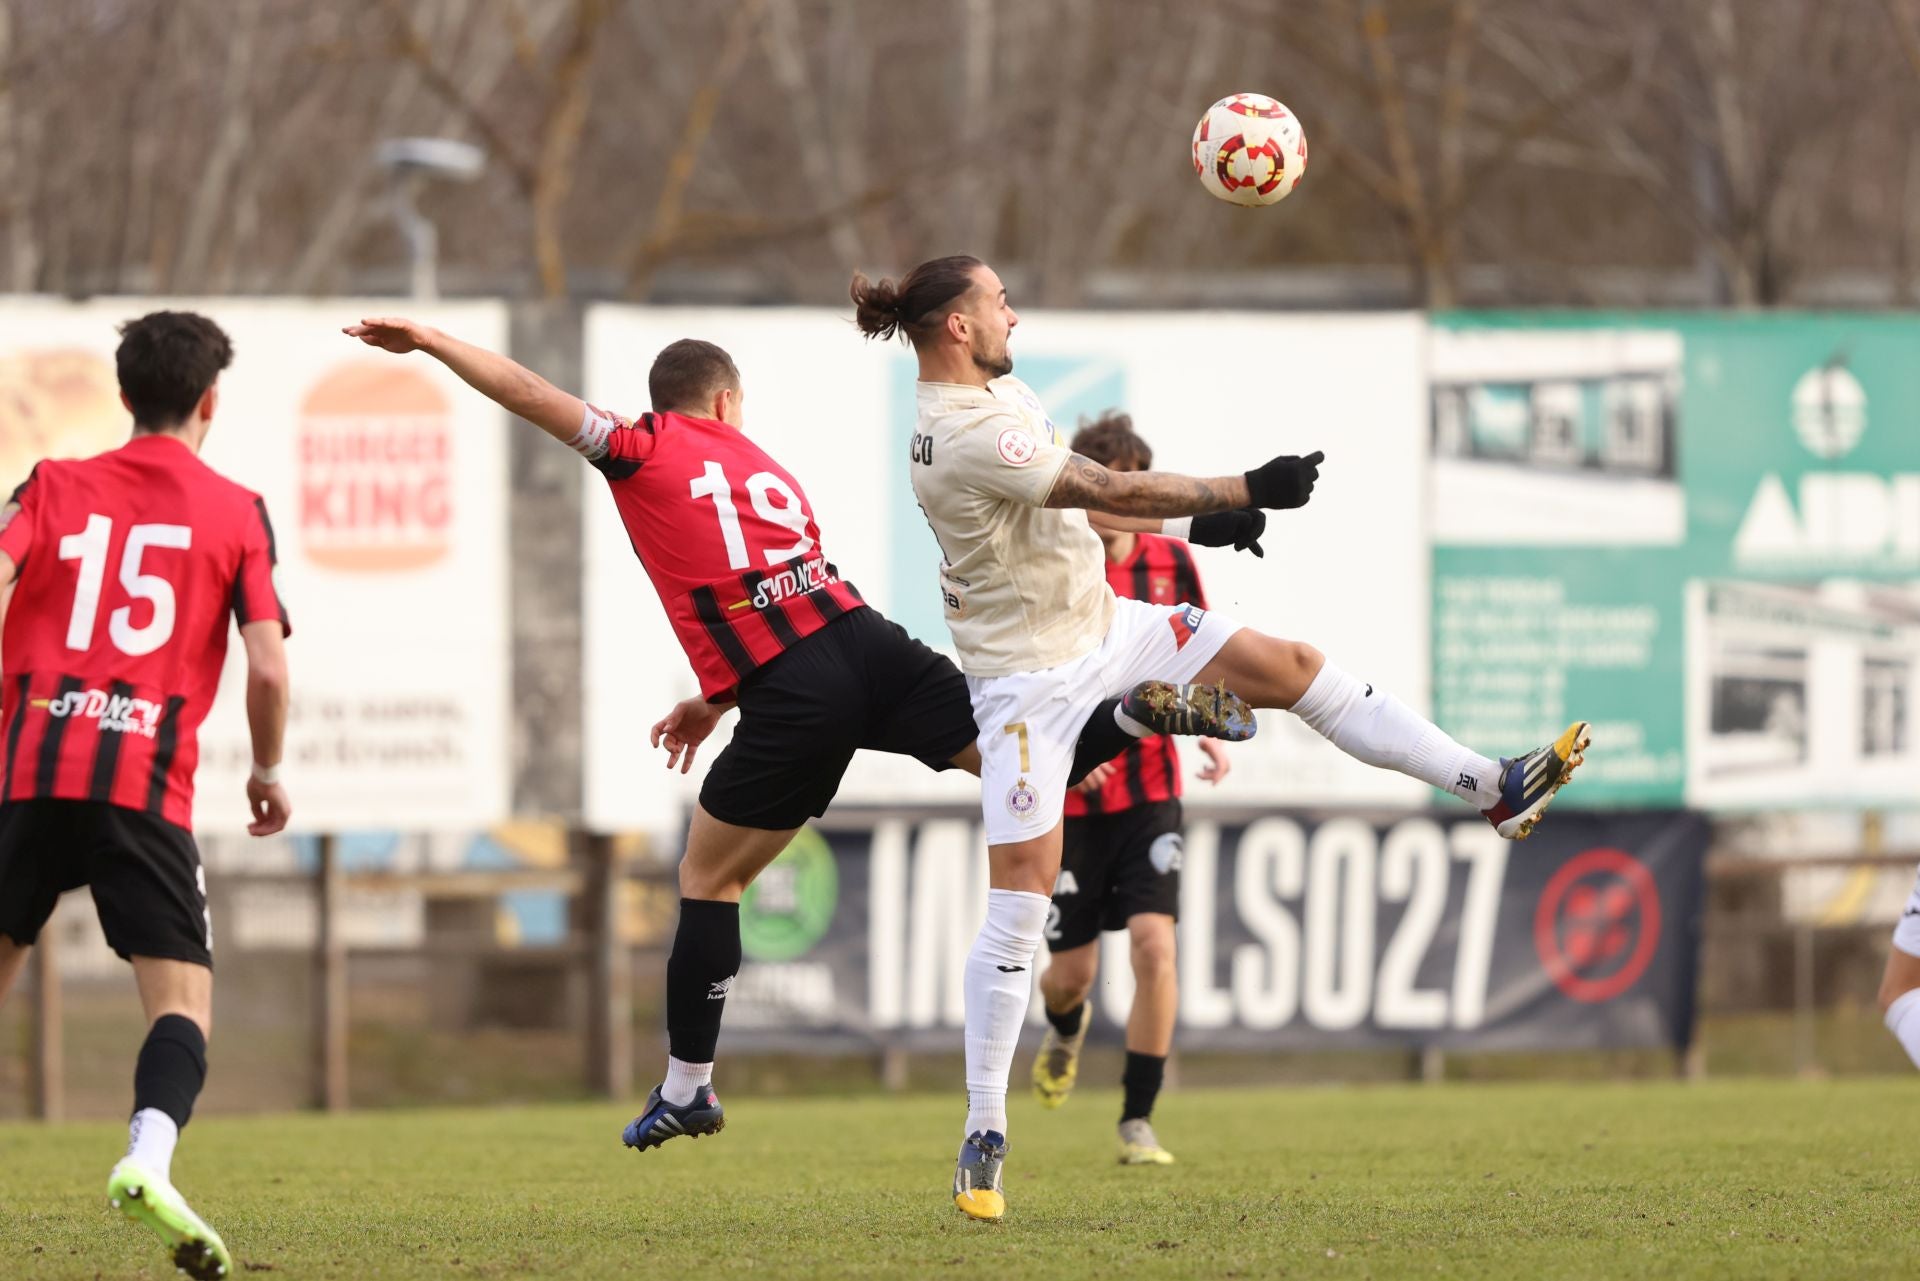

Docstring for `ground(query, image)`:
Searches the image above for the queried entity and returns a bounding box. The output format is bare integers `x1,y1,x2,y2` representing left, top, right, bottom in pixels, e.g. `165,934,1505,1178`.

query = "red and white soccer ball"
1192,93,1307,207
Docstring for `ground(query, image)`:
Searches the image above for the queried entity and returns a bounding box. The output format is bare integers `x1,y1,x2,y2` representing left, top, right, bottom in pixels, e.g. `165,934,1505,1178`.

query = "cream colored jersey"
909,376,1114,676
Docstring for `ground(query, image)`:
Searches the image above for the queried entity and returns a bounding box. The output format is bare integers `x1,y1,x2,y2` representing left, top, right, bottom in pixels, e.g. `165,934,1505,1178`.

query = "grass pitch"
2,1079,1914,1279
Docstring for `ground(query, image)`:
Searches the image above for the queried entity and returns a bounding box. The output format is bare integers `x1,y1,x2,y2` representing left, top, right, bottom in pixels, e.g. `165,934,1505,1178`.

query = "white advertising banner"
583,305,1429,835
0,298,511,833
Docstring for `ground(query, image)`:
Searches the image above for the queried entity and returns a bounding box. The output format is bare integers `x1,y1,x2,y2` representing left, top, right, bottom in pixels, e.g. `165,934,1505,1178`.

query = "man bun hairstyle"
116,310,234,430
1071,410,1153,471
649,338,741,414
850,254,984,346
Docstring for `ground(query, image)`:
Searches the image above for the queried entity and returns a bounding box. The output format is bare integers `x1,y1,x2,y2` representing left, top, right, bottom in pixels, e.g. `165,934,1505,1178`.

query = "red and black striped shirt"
587,409,866,703
0,435,289,829
1066,533,1207,817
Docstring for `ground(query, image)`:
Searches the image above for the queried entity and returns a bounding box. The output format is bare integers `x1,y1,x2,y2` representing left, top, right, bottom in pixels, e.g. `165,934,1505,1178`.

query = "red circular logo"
997,428,1037,466
1533,848,1662,1003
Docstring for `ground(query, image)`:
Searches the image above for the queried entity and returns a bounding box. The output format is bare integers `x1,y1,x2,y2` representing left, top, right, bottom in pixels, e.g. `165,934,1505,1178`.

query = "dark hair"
649,339,741,414
1071,411,1153,470
850,255,984,346
115,311,234,430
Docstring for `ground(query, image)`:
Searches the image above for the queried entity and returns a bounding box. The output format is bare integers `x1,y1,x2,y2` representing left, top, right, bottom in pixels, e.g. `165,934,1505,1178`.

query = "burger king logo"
298,362,453,571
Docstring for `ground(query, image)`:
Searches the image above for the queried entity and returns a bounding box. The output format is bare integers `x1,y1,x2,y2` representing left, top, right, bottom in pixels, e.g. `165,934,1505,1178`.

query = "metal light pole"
375,138,485,300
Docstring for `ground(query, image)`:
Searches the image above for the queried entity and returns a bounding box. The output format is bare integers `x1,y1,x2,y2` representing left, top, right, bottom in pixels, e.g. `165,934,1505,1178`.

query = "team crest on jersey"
997,428,1038,466
1007,776,1040,820
1167,604,1207,651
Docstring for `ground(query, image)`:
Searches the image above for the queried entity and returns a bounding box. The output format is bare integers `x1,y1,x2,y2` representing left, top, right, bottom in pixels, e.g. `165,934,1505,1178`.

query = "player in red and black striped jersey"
1034,413,1234,1167
1063,529,1216,819
343,317,1257,1158
0,312,291,1280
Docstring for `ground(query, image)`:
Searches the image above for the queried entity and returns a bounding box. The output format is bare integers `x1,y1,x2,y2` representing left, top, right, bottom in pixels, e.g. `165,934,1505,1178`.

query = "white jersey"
910,376,1114,676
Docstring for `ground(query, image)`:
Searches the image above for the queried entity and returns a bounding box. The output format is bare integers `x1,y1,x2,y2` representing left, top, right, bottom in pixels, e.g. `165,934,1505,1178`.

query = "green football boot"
108,1159,232,1281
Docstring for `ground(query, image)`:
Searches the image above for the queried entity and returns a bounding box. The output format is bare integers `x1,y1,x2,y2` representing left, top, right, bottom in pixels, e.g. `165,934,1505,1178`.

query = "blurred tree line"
2,0,1915,309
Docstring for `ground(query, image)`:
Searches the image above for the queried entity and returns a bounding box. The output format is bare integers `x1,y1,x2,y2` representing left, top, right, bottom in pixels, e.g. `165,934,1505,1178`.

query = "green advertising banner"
1430,314,1920,810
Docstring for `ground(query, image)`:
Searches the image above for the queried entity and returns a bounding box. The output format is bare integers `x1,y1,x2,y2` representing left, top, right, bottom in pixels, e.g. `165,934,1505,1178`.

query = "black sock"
1120,1051,1165,1123
133,1013,207,1129
1068,698,1134,787
1045,1001,1086,1040
665,898,741,1064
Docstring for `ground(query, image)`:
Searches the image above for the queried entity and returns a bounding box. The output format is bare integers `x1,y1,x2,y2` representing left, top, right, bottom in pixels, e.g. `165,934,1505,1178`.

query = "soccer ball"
1192,93,1307,207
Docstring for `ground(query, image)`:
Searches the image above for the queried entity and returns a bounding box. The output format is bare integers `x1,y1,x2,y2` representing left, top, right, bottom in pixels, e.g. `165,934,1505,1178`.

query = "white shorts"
1895,864,1920,958
967,597,1243,846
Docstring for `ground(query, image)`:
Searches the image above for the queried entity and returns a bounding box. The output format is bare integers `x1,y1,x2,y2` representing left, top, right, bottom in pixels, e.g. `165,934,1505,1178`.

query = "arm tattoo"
1043,454,1248,516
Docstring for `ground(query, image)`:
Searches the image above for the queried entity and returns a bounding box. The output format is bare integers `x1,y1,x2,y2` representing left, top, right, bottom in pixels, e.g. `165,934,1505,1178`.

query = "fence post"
315,832,348,1111
1792,920,1816,1077
584,831,631,1098
27,928,62,1121
878,1042,909,1092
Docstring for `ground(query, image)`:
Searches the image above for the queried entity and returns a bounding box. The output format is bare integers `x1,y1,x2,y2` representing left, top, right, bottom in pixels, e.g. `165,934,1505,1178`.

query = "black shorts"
0,799,211,967
1046,799,1184,952
699,606,978,830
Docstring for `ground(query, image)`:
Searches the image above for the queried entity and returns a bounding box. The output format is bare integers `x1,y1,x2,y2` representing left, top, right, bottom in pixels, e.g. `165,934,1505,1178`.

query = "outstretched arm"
1045,450,1322,517
344,317,590,447
1045,454,1248,517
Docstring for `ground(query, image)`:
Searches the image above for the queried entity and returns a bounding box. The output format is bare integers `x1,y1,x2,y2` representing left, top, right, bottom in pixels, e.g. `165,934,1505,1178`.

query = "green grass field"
2,1080,1914,1279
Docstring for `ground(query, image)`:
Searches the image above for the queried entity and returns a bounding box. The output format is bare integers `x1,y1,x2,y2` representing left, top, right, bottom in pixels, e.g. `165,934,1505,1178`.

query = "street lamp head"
376,137,485,182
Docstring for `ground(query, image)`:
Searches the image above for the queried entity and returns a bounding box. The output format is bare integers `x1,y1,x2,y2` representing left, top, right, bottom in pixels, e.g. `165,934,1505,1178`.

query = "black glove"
1189,508,1267,558
1244,450,1324,510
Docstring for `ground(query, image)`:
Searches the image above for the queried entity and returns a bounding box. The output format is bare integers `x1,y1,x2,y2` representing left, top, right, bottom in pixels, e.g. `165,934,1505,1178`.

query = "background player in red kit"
342,317,1258,1156
1033,414,1230,1167
0,312,292,1281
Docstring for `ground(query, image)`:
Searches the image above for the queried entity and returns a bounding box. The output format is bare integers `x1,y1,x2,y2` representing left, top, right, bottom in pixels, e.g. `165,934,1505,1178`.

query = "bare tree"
0,0,1905,307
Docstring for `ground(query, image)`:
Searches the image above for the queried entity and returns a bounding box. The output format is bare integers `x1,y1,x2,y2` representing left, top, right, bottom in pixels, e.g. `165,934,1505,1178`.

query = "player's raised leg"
623,805,795,1153
1877,870,1920,1069
108,957,229,1281
1116,912,1178,1165
1196,630,1589,840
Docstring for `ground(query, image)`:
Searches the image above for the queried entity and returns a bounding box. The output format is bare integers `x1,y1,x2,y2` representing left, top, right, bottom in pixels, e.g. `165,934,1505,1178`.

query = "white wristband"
565,402,615,461
250,762,282,786
1162,516,1193,541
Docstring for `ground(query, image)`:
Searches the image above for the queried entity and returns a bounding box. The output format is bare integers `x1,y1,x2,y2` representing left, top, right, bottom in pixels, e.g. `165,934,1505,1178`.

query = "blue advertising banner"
719,809,1708,1053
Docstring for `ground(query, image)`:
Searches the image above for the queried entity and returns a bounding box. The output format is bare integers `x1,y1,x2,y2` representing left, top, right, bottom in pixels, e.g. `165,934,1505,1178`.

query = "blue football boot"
622,1084,726,1152
1483,721,1591,840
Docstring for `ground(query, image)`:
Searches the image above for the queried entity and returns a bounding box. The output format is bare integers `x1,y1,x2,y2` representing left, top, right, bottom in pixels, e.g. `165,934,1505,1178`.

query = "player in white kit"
1878,870,1920,1069
851,255,1592,1220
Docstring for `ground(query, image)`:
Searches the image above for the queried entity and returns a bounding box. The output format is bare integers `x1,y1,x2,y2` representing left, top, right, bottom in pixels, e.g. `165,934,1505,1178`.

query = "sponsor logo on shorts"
997,428,1038,466
1007,776,1041,820
32,688,163,737
749,558,836,610
1167,604,1207,651
1149,832,1185,876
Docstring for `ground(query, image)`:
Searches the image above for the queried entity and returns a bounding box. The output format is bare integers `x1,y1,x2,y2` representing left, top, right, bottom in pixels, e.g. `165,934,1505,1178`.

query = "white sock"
1290,661,1501,807
962,888,1051,1139
125,1108,179,1182
1885,989,1920,1070
661,1055,713,1107
1112,702,1152,738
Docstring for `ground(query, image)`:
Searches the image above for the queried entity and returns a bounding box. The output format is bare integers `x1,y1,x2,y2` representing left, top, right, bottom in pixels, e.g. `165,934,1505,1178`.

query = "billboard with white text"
0,298,512,833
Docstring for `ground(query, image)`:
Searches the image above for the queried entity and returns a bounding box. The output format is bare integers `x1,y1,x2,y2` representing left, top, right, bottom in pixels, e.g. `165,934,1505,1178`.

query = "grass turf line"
1,1079,1914,1279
